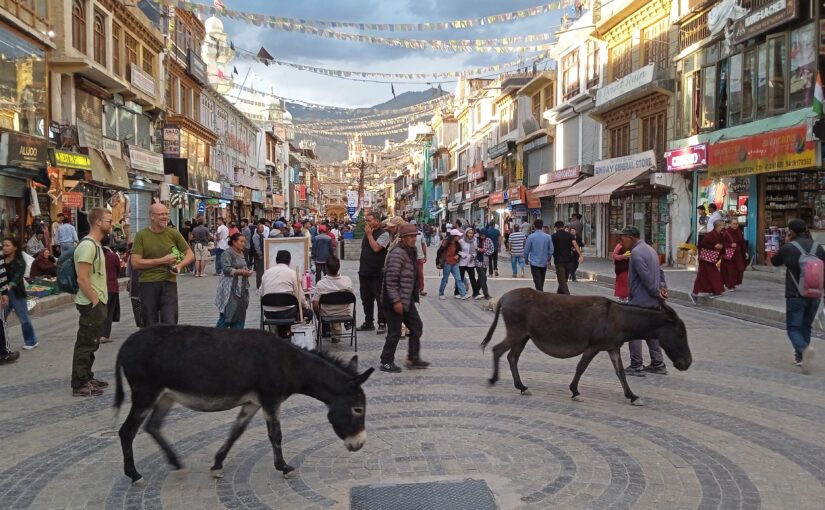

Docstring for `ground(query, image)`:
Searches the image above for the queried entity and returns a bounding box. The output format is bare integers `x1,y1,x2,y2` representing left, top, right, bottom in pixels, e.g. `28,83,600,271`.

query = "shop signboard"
272,193,285,209
454,191,463,203
468,161,484,181
221,182,234,200
49,149,91,170
526,191,542,208
666,144,708,172
207,180,221,193
187,50,208,84
130,63,155,96
346,190,358,207
63,192,83,208
163,124,180,157
707,125,817,178
594,150,657,175
487,140,513,159
595,64,655,107
540,165,581,184
731,0,797,44
197,201,206,215
128,145,164,174
508,185,525,204
102,137,121,160
0,132,47,168
76,120,102,150
252,190,264,204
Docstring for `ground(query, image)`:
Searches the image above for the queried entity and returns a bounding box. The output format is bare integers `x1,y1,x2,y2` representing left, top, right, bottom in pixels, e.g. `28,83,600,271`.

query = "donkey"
113,325,373,485
481,288,692,405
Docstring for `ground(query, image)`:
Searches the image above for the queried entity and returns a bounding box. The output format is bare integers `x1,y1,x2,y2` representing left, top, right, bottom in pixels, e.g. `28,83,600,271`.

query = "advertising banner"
708,125,816,178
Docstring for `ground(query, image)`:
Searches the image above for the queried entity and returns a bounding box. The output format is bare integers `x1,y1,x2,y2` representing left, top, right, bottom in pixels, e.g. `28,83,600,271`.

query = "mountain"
289,88,450,162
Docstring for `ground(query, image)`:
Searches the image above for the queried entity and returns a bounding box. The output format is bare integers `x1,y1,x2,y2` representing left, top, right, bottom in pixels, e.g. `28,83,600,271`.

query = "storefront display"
697,174,750,226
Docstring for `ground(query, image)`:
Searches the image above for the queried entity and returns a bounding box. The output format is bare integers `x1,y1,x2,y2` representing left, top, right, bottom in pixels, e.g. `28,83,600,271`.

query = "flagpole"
232,67,253,102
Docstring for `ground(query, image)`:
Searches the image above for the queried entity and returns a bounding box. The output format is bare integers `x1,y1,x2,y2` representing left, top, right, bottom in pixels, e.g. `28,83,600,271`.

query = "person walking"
437,229,469,299
379,223,430,373
458,228,479,298
215,233,252,329
413,221,428,296
2,237,38,349
508,223,526,277
311,224,334,283
612,242,631,303
99,236,121,344
721,218,747,291
474,230,493,300
71,207,112,397
486,222,501,277
690,219,726,303
251,222,267,288
524,219,554,292
56,213,79,255
706,203,723,235
567,226,582,281
214,217,229,275
241,219,253,267
551,221,581,295
620,226,669,377
769,219,822,373
190,219,211,277
357,212,390,334
0,251,19,364
130,203,194,326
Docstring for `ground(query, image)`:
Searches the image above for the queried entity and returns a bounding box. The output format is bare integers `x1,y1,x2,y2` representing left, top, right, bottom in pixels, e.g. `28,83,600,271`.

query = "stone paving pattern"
0,258,823,509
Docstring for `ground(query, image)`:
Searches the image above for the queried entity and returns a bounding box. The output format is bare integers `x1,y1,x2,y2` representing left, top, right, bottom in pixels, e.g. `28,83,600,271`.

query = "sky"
214,0,567,109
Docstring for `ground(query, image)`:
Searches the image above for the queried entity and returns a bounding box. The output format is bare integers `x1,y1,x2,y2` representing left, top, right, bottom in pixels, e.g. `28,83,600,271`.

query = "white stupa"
202,15,235,94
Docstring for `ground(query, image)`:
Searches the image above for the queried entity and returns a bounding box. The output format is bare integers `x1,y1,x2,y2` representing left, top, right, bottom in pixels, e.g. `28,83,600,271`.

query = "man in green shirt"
72,207,112,397
131,203,194,325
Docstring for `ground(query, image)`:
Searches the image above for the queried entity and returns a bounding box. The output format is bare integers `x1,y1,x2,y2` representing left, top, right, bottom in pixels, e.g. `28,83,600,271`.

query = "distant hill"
290,88,450,162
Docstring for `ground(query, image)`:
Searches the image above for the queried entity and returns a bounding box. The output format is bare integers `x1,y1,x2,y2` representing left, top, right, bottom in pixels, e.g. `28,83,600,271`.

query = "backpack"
56,238,99,294
790,240,824,298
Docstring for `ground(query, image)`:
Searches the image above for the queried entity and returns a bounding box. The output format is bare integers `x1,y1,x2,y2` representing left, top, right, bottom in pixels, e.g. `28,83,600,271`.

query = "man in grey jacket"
620,226,669,376
379,223,429,373
311,225,334,283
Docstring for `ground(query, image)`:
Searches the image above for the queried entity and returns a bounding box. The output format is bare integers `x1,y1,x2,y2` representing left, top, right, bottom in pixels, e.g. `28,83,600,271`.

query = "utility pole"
358,158,366,214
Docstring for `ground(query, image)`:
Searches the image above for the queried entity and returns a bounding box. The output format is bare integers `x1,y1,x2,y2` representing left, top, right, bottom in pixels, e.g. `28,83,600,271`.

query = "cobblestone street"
1,259,823,509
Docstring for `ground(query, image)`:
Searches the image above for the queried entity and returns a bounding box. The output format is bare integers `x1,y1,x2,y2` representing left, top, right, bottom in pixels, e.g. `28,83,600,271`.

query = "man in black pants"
357,212,390,335
551,221,583,294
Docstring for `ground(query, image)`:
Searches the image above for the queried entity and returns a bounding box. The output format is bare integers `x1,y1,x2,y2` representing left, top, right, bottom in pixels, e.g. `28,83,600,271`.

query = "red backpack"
790,241,824,298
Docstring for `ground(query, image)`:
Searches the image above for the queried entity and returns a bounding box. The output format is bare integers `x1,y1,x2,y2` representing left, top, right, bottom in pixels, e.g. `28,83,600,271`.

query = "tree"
353,210,365,239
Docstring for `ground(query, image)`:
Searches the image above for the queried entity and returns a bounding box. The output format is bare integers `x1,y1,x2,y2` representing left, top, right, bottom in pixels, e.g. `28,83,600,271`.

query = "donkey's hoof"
131,477,146,487
572,395,583,402
519,388,531,396
488,378,497,386
631,399,644,406
210,468,224,479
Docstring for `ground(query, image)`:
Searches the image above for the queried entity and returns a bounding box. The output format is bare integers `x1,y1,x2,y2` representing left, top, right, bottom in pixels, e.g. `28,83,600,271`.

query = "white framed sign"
264,237,311,276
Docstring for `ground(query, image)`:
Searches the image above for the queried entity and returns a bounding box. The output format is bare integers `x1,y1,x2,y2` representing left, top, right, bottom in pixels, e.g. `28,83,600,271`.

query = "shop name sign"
708,125,816,178
594,150,657,175
0,132,47,168
468,161,484,181
130,63,155,96
128,145,163,174
666,144,708,171
187,50,208,84
731,0,796,43
487,141,512,159
49,149,91,170
595,64,655,107
540,166,580,184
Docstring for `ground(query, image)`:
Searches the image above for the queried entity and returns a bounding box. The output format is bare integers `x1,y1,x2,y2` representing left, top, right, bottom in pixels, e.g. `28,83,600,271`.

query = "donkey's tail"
113,354,125,428
480,298,503,351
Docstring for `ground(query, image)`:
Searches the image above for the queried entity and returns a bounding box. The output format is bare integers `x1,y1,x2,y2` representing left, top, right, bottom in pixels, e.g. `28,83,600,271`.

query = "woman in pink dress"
612,243,630,302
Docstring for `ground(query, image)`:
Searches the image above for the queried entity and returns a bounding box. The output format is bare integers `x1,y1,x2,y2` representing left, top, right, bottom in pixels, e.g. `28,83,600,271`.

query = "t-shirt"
415,232,426,260
508,231,526,255
191,224,210,243
551,230,575,263
74,237,107,306
132,227,190,283
216,224,230,250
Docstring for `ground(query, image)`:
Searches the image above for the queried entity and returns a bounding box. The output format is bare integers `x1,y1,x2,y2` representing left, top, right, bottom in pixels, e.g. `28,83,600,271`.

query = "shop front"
530,165,590,226
252,190,265,219
706,125,819,264
0,132,48,240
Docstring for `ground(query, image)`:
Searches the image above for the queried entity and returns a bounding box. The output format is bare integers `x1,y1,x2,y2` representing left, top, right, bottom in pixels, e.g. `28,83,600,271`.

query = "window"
0,25,46,136
531,92,541,121
609,124,630,158
562,50,579,100
767,34,787,113
701,66,716,129
642,19,668,70
458,151,467,178
741,49,756,122
756,43,767,117
586,40,600,88
112,23,121,76
125,33,138,80
727,54,742,127
610,39,632,80
789,24,815,110
142,47,154,77
181,84,191,117
716,58,728,129
92,10,105,65
542,84,554,111
72,0,86,53
641,111,666,155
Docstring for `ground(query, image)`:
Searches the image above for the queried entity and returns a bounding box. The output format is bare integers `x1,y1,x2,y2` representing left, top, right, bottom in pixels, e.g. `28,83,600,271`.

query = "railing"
680,11,709,51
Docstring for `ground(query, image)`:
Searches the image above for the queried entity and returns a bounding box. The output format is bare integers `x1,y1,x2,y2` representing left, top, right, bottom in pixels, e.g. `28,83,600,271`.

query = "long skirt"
693,260,724,295
720,254,745,289
614,271,629,299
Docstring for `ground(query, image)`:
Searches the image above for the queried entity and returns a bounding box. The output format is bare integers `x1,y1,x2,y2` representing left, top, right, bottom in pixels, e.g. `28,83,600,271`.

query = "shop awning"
578,167,652,204
88,149,129,190
531,178,580,198
555,173,612,205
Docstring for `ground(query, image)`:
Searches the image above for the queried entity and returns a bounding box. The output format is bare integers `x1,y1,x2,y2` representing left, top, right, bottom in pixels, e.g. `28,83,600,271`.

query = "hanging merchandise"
161,0,563,32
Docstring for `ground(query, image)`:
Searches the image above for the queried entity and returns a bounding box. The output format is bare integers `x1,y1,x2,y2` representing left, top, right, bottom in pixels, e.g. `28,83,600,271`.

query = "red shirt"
228,227,240,236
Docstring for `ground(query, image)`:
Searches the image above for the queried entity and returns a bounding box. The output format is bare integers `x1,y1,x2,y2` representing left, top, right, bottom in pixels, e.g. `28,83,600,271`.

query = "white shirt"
416,232,426,261
216,224,230,250
260,263,308,312
262,225,270,238
312,274,354,317
707,211,723,231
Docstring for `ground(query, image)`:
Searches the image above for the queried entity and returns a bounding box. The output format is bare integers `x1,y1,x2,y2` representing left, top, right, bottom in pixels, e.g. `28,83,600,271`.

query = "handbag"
699,248,720,264
723,246,736,260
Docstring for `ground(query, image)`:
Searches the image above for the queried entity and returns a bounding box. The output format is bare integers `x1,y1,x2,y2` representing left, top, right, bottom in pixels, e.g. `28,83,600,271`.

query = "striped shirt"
508,231,526,256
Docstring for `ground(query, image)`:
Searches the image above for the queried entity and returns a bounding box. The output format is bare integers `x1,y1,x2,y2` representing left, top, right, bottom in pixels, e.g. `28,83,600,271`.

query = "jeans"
628,339,664,368
554,263,570,295
380,302,423,365
511,255,525,276
359,275,386,326
71,301,107,389
216,312,245,329
139,281,179,326
785,297,820,356
530,264,547,292
439,263,467,296
214,248,225,274
60,242,75,255
5,292,37,346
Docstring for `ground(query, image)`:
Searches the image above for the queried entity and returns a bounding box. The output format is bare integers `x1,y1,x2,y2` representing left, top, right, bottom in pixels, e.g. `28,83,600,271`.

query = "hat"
449,229,463,237
274,221,285,228
318,225,328,233
620,226,641,237
383,216,405,228
398,223,418,237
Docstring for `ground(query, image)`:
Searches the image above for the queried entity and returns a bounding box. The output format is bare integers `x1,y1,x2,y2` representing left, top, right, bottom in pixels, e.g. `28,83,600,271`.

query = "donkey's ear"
355,368,374,385
347,355,359,373
659,299,679,322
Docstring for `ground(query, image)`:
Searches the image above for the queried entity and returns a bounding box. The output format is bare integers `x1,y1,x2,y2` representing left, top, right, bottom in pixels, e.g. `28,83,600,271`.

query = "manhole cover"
350,479,497,510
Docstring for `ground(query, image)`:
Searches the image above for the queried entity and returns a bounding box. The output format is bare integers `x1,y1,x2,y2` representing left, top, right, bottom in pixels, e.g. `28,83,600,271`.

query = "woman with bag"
2,237,38,349
215,233,252,329
721,218,747,291
690,219,726,303
612,242,630,302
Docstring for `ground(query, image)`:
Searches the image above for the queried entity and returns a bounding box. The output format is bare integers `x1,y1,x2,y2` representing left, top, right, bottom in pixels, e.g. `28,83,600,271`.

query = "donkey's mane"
303,348,358,376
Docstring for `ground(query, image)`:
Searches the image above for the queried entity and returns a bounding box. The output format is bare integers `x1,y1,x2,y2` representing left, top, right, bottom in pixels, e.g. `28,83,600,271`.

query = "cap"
620,226,641,237
449,229,463,237
318,225,328,233
293,222,302,228
383,216,405,228
274,221,285,228
398,223,418,237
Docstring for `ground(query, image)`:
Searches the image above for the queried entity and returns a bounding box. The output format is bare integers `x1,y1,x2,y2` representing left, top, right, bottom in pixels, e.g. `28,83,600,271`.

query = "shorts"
194,243,209,261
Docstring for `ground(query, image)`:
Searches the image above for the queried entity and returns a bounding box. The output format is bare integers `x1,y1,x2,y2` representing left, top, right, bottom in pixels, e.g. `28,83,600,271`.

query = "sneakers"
625,365,646,377
376,324,387,335
420,291,428,296
801,346,815,374
794,352,803,367
379,362,402,373
438,295,446,300
643,363,668,375
0,351,20,364
22,342,39,350
405,358,430,369
99,337,113,344
689,293,698,305
90,378,109,388
356,322,375,331
456,294,470,300
494,271,499,277
474,294,485,300
72,382,103,397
